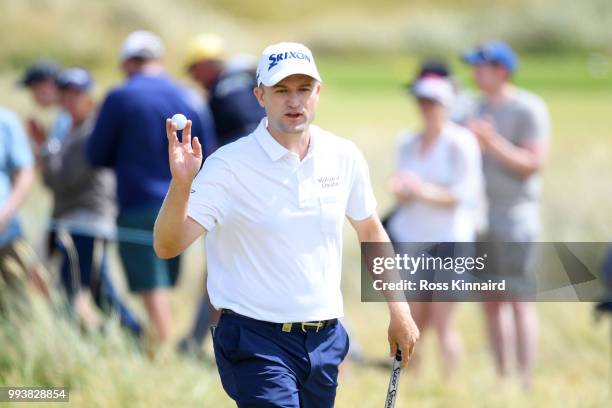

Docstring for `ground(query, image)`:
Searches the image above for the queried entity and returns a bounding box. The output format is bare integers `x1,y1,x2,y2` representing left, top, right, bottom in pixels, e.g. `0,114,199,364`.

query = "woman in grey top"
39,68,141,335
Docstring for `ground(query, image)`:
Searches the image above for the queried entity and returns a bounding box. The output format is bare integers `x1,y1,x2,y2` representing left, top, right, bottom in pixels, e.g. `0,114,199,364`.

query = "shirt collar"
254,118,318,162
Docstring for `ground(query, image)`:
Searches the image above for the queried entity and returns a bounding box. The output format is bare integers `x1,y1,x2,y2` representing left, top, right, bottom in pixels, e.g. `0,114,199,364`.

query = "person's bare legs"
511,301,538,389
142,289,172,344
483,301,511,378
431,302,462,379
28,264,50,299
407,302,431,374
74,290,102,331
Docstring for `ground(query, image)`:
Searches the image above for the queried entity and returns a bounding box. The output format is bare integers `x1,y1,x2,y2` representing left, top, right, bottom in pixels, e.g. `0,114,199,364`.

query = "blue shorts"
213,312,350,407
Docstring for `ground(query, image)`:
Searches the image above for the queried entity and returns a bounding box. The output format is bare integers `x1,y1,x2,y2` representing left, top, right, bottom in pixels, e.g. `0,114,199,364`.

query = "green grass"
1,49,611,408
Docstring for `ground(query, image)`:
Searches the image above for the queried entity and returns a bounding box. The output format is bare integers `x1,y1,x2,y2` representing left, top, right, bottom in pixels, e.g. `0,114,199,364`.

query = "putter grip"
384,348,402,408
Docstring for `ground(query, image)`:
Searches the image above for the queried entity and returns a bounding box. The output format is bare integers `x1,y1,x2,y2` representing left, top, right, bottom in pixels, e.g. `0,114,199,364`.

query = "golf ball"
171,113,188,130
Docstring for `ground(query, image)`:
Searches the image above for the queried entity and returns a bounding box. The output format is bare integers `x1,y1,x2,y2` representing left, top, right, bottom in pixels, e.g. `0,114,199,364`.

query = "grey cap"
56,67,94,92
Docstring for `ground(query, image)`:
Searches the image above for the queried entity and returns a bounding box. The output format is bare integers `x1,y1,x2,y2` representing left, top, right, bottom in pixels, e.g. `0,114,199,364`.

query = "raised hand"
466,118,497,149
26,117,46,147
389,172,423,203
165,118,203,186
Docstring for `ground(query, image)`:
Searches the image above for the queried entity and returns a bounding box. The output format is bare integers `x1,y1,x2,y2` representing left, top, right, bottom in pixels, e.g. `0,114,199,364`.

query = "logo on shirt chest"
317,175,341,189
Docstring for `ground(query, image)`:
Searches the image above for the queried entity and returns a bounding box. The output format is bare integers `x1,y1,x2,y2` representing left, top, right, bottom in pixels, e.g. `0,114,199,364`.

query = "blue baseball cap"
56,67,94,92
462,41,518,73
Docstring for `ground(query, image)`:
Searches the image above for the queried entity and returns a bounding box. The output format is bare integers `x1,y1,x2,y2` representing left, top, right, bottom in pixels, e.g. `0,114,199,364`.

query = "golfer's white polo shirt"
187,118,377,323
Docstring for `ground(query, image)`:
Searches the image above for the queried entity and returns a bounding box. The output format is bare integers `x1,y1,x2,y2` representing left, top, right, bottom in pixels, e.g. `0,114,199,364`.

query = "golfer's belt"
221,309,337,333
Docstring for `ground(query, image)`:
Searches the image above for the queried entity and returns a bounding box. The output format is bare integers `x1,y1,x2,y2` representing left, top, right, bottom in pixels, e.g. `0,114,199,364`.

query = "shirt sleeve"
87,90,123,167
187,155,235,231
346,143,377,221
5,111,34,171
517,97,551,146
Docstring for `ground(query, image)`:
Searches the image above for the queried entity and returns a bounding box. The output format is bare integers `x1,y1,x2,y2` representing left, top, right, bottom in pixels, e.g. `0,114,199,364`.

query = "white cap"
120,31,165,63
411,76,454,107
256,42,322,87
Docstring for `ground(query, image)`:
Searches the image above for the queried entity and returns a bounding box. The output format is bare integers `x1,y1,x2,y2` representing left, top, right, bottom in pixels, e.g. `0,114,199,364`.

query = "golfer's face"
258,74,320,135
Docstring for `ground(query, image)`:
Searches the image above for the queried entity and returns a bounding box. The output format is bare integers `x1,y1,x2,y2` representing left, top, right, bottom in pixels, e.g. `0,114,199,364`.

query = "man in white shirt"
154,42,419,407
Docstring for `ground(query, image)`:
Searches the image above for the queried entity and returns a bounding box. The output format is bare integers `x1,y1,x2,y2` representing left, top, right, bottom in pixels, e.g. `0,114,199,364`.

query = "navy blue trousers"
213,313,350,407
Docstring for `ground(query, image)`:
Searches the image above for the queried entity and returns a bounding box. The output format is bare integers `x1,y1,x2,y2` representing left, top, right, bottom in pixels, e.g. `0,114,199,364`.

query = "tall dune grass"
1,0,611,74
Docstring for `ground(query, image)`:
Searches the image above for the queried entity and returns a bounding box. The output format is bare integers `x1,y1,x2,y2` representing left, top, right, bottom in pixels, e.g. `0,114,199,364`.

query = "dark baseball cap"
405,58,452,92
417,58,451,79
56,67,94,92
18,59,62,87
462,41,518,73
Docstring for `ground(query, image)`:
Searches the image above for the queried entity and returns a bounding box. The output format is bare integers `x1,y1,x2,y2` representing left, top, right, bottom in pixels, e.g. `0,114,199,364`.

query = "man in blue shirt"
87,31,216,345
0,107,47,297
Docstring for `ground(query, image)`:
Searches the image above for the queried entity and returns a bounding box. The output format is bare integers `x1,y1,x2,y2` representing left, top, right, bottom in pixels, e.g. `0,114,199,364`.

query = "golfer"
154,42,419,406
